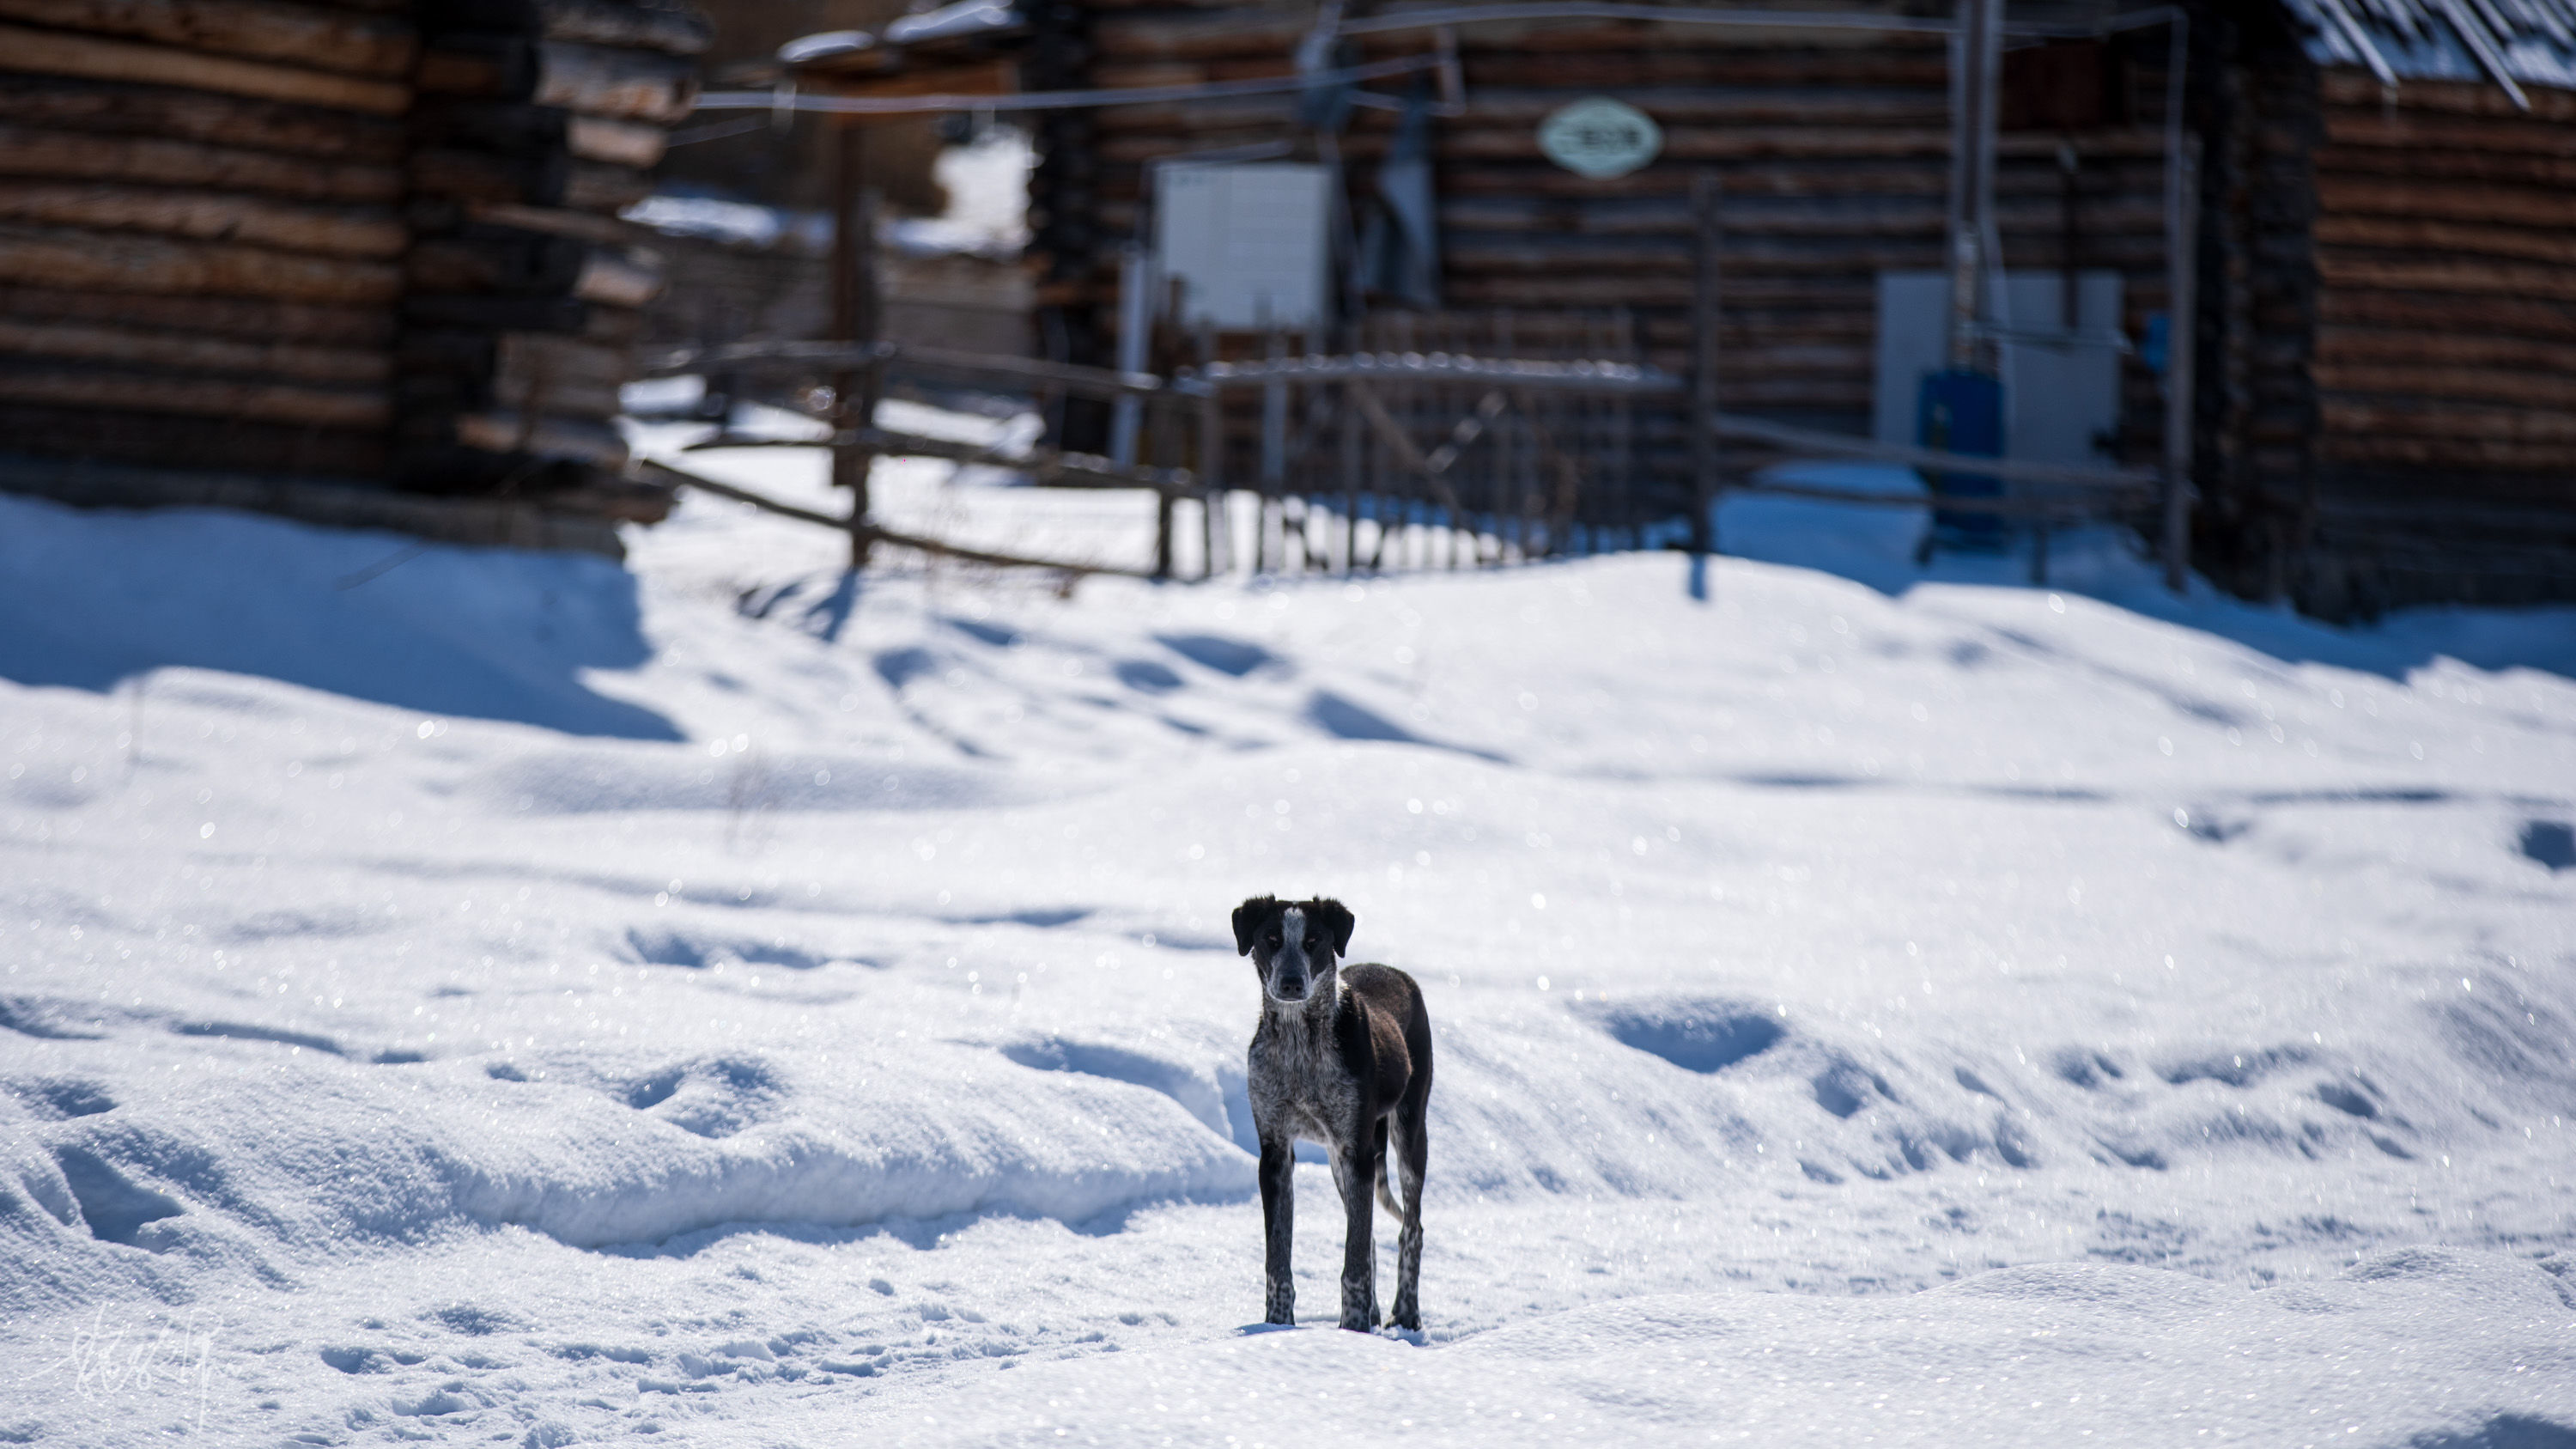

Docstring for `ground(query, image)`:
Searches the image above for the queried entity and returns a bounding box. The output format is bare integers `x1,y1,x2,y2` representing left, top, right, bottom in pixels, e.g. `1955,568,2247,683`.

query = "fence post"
1148,383,1178,580
1153,479,1176,580
1197,321,1224,579
1691,172,1723,557
2161,133,2201,594
1350,366,1370,569
829,124,881,570
1260,318,1291,574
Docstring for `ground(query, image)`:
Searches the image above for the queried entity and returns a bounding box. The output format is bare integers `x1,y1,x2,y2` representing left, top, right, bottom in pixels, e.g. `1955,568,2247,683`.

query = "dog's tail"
1372,1124,1400,1215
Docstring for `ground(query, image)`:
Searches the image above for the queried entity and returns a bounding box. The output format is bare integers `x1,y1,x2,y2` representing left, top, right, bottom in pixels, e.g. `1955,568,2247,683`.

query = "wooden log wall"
1026,0,1108,448
2184,0,2317,605
0,0,699,521
2287,69,2576,613
401,0,704,493
0,0,414,476
2181,0,2576,619
1036,2,2180,510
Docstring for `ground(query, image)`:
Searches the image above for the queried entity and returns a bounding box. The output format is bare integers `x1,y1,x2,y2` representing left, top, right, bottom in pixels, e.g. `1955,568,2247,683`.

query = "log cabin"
790,0,2575,616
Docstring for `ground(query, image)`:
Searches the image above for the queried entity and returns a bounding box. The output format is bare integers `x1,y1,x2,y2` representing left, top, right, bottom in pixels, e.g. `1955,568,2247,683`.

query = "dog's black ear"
1310,898,1355,956
1232,896,1277,956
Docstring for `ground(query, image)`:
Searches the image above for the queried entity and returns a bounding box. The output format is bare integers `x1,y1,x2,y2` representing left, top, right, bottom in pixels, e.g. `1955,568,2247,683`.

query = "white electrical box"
1154,163,1332,331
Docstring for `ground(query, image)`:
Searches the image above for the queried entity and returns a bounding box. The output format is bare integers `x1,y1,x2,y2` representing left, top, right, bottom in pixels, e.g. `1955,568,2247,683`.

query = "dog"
1232,895,1432,1332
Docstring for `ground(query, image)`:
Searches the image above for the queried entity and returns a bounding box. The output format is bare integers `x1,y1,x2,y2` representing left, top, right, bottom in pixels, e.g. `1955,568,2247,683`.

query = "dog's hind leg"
1387,1099,1428,1331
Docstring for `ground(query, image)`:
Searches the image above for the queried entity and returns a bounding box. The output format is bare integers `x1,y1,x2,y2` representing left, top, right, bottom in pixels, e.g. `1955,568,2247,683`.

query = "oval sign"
1537,97,1662,180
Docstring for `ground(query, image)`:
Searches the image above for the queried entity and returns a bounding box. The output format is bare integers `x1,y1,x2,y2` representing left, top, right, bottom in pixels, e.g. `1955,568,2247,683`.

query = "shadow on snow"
1714,464,2576,685
0,494,678,739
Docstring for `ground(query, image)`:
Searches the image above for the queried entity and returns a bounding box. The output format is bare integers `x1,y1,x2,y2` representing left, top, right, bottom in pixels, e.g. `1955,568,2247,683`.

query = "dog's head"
1232,895,1355,1006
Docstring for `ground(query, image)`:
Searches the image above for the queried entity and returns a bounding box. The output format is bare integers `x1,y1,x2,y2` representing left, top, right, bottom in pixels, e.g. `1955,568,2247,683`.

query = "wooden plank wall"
2295,70,2576,612
1036,2,2178,508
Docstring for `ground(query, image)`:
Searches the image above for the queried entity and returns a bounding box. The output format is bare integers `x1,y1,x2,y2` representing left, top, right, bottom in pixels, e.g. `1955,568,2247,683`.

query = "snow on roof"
775,0,1023,68
2283,0,2576,97
623,192,830,253
769,0,2575,104
884,0,1021,48
776,27,873,65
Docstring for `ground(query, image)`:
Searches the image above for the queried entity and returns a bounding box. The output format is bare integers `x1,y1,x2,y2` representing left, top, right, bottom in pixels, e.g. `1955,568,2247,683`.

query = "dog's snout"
1269,971,1309,1002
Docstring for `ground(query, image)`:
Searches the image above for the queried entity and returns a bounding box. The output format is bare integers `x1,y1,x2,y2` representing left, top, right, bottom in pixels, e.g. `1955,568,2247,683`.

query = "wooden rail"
1185,352,1680,396
646,338,2172,587
681,424,1197,496
1728,480,2140,515
635,459,1156,580
639,338,1170,400
1707,411,2160,492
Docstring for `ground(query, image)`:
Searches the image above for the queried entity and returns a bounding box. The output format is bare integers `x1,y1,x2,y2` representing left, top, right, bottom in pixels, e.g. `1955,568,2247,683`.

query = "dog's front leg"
1329,1134,1376,1331
1259,1135,1296,1324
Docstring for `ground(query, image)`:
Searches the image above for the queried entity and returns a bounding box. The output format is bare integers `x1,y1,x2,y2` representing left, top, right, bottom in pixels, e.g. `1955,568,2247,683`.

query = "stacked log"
0,0,706,530
0,0,415,476
2215,61,2576,614
1042,2,2179,506
2184,1,2318,603
400,0,707,495
2310,77,2576,463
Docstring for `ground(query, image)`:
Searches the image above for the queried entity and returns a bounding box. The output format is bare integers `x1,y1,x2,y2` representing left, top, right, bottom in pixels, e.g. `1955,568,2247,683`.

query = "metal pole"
1947,0,2002,371
1109,242,1154,465
1690,172,1722,557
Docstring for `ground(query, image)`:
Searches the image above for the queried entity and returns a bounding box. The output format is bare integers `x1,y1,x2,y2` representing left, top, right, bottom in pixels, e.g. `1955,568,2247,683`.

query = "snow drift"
1,425,2571,1446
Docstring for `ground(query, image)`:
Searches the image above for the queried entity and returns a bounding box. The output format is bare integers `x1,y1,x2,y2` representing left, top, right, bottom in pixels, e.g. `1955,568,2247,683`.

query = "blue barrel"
1917,368,2007,551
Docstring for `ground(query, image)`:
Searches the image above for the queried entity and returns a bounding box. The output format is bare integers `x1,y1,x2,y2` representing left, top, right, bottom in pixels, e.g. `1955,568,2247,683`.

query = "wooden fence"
639,320,2166,585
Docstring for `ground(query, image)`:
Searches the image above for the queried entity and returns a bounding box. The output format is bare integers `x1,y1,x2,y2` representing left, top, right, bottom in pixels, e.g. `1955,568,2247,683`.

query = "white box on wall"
1154,163,1331,331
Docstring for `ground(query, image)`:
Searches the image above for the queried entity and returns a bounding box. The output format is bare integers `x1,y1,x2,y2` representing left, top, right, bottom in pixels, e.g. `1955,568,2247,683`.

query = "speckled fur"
1235,896,1432,1332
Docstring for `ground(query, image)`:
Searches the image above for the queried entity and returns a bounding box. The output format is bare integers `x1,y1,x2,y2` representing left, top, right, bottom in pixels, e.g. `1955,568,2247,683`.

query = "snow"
3,417,2573,1448
900,1248,2576,1447
623,132,1031,261
622,193,830,255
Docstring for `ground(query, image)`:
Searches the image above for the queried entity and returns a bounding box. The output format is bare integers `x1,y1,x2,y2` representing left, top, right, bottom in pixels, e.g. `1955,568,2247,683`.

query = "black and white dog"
1232,895,1432,1332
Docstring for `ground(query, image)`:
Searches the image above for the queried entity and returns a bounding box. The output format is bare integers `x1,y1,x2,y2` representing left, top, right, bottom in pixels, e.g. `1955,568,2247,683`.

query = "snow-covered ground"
3,422,2573,1448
